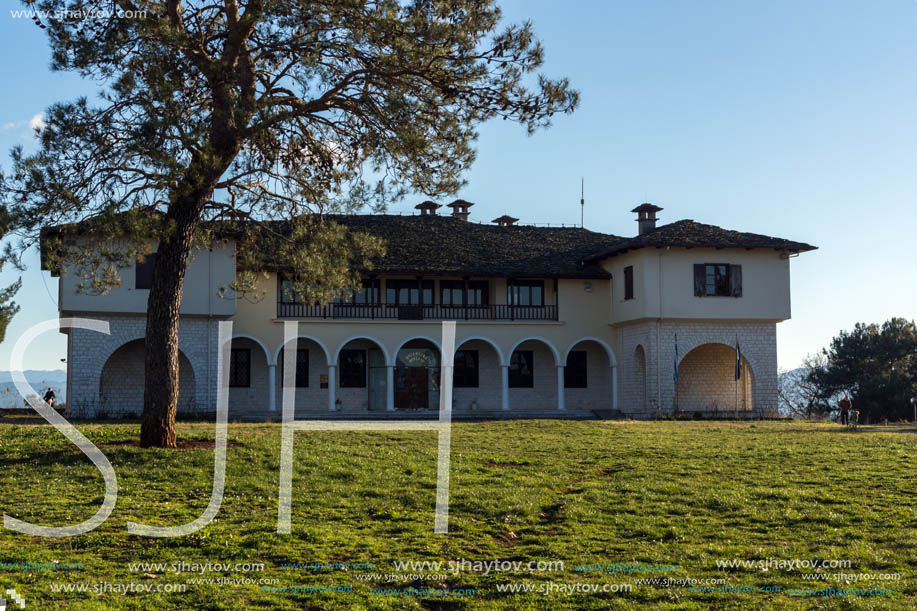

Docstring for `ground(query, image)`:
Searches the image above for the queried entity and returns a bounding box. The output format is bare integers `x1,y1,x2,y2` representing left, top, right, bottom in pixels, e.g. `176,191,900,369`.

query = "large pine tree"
2,1,578,446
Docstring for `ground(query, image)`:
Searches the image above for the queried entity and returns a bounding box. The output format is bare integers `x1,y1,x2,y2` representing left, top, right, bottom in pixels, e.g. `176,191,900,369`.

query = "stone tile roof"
263,215,620,278
41,213,816,278
583,219,817,261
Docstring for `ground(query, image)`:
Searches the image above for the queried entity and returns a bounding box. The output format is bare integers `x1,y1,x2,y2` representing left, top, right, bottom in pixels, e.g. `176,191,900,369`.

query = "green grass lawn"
1,419,916,609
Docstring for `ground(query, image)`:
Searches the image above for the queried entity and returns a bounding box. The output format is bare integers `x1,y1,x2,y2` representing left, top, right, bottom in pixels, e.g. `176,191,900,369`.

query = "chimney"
631,203,663,235
492,215,519,227
415,200,441,216
446,199,474,221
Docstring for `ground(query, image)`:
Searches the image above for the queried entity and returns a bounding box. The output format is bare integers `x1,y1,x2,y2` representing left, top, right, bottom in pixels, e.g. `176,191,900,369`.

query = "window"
135,253,156,290
441,280,489,306
508,280,544,306
385,280,434,305
623,266,634,300
339,349,367,387
564,351,588,388
693,264,743,297
467,281,488,306
280,348,309,387
347,279,380,304
508,350,534,388
440,280,464,306
453,350,479,388
229,348,251,388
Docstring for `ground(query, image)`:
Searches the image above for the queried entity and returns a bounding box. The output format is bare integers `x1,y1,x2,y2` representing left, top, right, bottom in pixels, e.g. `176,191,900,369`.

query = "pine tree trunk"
139,208,199,448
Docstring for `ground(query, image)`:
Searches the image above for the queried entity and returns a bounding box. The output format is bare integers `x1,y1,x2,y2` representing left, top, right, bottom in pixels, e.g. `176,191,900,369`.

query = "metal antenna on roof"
580,177,585,229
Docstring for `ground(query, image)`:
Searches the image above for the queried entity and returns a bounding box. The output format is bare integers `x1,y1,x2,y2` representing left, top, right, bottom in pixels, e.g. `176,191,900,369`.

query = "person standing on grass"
838,394,852,426
42,387,55,407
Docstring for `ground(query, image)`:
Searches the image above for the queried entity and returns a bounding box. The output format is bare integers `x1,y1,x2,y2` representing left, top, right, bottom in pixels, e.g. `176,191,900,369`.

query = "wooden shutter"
730,265,743,297
693,264,705,296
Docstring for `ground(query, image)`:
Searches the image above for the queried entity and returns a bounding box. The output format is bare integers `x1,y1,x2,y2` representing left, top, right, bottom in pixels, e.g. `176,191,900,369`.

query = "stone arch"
454,335,505,365
561,337,616,411
228,336,271,418
232,334,273,366
676,342,755,415
99,339,197,417
274,335,332,366
453,337,503,411
562,336,617,367
506,337,559,412
391,335,442,367
333,335,390,366
505,336,561,367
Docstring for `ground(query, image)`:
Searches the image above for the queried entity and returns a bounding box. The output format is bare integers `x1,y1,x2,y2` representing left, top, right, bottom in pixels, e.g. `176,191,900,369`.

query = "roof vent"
446,199,474,221
492,215,519,227
631,202,663,236
415,200,441,216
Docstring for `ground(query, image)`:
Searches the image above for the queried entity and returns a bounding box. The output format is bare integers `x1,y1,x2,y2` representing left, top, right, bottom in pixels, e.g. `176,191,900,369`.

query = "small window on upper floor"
694,263,743,297
135,253,156,290
623,266,634,300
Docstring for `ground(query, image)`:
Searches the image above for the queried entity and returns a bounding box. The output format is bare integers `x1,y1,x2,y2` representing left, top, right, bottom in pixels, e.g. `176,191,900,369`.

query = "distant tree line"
780,318,917,422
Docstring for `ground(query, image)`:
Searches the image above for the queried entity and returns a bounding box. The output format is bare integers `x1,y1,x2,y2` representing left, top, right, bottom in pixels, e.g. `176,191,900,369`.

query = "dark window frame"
339,349,367,388
564,351,588,388
623,266,634,300
507,280,545,306
135,253,157,290
694,263,743,298
229,348,251,388
280,348,309,388
441,280,489,307
508,350,534,388
453,350,479,388
385,279,435,305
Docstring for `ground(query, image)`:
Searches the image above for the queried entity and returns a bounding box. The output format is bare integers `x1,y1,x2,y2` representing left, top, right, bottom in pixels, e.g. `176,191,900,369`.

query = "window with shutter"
695,263,743,297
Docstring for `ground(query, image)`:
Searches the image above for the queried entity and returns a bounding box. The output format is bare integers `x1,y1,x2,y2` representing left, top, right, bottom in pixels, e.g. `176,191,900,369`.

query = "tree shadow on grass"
0,439,243,468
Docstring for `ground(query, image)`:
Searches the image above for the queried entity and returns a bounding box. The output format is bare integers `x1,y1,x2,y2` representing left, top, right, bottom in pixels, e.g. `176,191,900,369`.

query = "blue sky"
1,0,915,371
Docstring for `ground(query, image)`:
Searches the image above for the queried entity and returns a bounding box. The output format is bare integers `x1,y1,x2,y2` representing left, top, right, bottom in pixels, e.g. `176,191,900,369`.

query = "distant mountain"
0,370,66,408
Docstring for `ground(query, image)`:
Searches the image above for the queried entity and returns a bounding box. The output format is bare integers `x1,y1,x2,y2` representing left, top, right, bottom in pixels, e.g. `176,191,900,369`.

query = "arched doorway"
228,336,270,419
676,343,754,415
99,339,196,417
634,345,647,412
506,338,559,412
273,337,330,417
394,339,441,410
563,339,614,411
453,338,503,412
335,337,389,412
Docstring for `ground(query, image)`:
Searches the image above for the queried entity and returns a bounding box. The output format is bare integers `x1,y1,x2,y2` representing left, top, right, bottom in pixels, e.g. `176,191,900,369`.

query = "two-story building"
41,201,815,420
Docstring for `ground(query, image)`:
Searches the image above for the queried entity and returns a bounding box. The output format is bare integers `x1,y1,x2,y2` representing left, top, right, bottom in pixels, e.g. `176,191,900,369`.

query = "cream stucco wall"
59,240,236,316
601,247,791,324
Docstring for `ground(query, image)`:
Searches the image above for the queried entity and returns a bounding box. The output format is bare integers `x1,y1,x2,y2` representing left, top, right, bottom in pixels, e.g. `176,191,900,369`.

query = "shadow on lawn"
0,439,243,468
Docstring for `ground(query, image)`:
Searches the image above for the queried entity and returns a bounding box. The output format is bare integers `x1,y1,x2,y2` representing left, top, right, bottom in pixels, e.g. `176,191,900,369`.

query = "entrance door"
395,367,428,410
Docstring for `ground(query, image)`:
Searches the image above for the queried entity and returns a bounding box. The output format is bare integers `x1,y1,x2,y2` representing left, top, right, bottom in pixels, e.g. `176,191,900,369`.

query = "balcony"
276,302,558,321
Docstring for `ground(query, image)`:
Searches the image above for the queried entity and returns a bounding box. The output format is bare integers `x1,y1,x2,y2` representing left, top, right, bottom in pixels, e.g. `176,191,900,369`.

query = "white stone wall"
98,340,197,417
676,343,754,414
563,342,613,412
614,319,777,418
67,314,220,418
507,340,558,412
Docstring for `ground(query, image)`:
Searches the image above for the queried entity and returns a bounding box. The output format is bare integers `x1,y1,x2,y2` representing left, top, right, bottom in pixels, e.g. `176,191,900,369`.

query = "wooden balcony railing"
276,302,558,321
